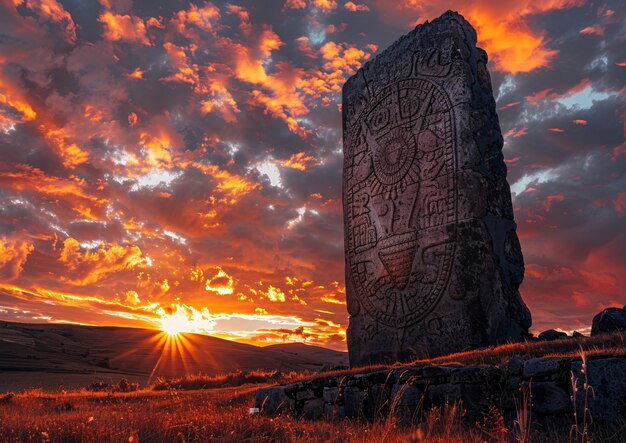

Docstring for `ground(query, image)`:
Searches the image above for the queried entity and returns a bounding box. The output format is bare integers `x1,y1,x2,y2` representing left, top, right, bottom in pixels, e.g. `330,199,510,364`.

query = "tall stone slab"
342,11,531,367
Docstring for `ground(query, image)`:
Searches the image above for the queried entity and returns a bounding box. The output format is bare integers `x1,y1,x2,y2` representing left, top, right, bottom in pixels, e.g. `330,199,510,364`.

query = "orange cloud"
344,1,369,12
0,237,34,281
372,0,585,74
17,0,77,42
40,126,89,169
99,12,150,45
278,152,320,171
0,164,103,203
579,26,604,36
204,266,235,295
127,67,145,79
171,2,220,34
200,71,241,123
311,0,338,13
283,0,306,9
59,238,146,285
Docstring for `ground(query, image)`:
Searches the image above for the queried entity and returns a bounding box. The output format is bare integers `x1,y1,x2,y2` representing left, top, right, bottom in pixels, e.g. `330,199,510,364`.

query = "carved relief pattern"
345,58,457,328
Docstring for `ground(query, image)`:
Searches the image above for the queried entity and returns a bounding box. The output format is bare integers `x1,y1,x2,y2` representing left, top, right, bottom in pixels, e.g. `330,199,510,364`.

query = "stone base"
255,354,626,432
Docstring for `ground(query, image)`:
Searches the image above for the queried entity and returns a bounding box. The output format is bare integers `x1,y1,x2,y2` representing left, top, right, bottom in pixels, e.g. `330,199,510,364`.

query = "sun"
160,312,190,337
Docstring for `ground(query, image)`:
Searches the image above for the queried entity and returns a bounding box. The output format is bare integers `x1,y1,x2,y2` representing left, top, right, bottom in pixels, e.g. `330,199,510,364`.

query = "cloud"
0,0,623,348
0,236,34,280
99,12,151,45
344,2,369,12
59,238,146,285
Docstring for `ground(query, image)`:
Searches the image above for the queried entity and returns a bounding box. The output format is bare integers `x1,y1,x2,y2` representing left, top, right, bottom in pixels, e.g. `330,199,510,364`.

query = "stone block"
571,357,626,425
302,398,325,420
323,387,339,403
255,386,295,415
523,358,569,380
343,386,366,418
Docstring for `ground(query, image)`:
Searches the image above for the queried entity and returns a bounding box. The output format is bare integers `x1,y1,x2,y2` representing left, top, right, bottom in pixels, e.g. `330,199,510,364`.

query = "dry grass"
310,331,626,381
1,333,624,442
151,370,310,391
0,386,496,443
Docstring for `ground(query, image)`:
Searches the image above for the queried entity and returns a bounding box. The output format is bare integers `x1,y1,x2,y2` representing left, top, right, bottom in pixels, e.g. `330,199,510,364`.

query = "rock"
295,389,315,401
391,384,422,407
529,382,570,415
428,382,495,422
366,383,389,415
572,331,585,338
343,386,366,418
571,357,626,425
301,398,324,420
324,403,346,420
449,365,504,385
422,365,456,378
505,356,525,376
342,10,531,367
591,307,626,335
538,329,568,341
523,358,569,380
255,386,295,415
392,365,423,384
323,387,339,403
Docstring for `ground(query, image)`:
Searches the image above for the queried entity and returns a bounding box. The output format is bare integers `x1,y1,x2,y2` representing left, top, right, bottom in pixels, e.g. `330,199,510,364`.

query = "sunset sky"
0,0,624,350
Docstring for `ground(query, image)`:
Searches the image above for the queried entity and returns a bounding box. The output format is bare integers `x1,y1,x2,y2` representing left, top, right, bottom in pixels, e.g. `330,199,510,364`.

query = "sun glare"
156,303,216,337
160,312,190,337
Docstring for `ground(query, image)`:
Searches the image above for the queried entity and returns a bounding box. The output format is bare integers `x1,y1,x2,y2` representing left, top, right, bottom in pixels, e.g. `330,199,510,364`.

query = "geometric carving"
346,75,456,328
343,11,531,367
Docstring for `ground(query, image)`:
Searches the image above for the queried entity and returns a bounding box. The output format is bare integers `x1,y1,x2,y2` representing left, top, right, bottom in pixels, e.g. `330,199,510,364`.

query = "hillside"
0,321,347,391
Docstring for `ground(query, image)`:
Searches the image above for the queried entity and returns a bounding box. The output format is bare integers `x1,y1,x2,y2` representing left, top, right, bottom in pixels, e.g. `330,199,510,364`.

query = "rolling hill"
0,321,347,391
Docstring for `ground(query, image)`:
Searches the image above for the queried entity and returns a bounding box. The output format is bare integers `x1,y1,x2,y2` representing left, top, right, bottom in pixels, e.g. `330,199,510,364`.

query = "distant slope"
0,321,347,391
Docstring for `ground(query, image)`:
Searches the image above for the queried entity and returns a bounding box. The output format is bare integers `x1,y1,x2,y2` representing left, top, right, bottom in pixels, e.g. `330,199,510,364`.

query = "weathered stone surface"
449,365,503,385
571,357,626,425
343,386,366,418
392,365,423,384
302,398,325,420
505,356,525,376
295,389,315,401
324,403,346,420
323,387,339,403
391,384,422,406
255,354,626,433
255,386,294,414
538,329,568,341
523,358,569,380
529,382,570,415
591,306,626,335
342,10,531,367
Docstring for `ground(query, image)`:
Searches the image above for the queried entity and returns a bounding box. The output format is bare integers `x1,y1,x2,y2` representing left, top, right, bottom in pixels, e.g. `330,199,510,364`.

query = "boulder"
255,386,295,415
538,329,568,341
571,357,626,425
591,307,626,335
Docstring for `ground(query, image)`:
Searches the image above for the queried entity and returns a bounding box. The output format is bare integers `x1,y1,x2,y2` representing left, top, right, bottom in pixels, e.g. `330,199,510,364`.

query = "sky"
0,0,624,350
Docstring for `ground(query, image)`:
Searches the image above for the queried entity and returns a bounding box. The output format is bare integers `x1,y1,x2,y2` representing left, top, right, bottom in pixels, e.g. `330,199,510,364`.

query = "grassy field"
0,384,512,443
1,332,624,442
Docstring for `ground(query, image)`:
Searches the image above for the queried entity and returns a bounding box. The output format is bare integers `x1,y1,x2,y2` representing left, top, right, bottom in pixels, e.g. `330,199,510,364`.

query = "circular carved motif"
345,77,457,327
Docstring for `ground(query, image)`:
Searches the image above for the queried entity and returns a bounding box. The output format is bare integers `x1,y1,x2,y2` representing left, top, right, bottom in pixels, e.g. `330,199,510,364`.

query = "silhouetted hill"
0,321,347,391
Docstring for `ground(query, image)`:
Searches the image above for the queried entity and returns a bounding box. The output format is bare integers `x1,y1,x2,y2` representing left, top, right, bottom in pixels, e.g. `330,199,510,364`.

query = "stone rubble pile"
255,354,626,429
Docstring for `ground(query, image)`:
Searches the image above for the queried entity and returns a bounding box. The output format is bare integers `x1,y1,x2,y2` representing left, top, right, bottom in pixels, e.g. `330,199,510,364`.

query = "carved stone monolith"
342,11,531,367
